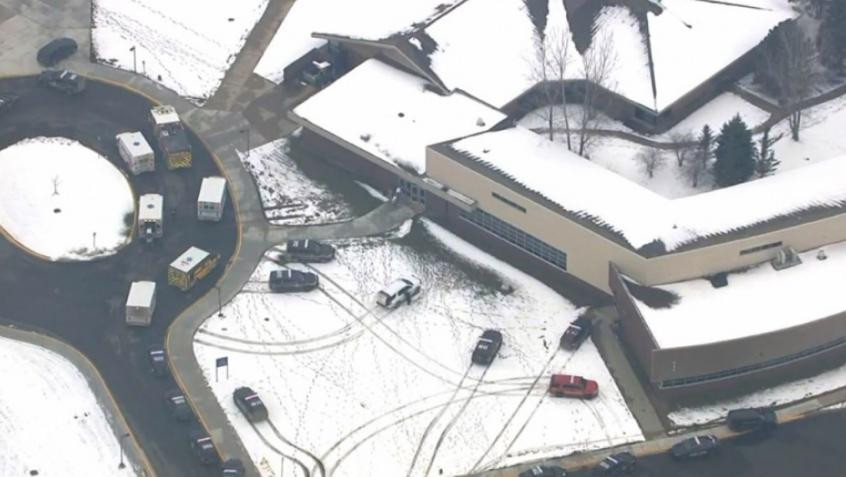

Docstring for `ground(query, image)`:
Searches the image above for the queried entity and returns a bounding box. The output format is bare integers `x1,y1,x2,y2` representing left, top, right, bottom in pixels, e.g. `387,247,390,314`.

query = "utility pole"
118,432,130,469
216,285,223,317
241,128,250,158
130,46,137,73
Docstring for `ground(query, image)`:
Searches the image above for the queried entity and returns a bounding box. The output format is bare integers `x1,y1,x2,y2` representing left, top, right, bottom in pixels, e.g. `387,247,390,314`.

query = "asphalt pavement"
0,76,238,476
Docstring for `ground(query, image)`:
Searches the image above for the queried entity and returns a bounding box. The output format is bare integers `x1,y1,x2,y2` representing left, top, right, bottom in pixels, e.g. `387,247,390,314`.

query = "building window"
460,209,567,270
739,241,783,256
659,337,846,389
491,192,527,213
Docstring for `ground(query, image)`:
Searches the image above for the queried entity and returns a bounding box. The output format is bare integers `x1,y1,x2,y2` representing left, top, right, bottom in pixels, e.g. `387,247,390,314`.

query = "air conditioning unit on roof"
771,246,802,271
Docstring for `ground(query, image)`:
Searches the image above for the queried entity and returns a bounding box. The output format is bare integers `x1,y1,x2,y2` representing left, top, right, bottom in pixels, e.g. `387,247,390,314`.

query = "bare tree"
636,147,665,179
760,21,816,141
668,131,696,167
683,152,708,187
576,31,618,157
529,29,573,145
52,176,60,196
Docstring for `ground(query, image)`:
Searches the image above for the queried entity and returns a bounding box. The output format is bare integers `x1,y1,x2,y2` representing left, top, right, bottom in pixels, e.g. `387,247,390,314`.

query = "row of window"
491,192,527,213
739,241,782,256
460,209,567,270
659,337,846,388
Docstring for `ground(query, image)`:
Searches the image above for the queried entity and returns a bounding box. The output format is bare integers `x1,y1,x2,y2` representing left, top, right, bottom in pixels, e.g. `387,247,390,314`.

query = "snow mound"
0,137,135,261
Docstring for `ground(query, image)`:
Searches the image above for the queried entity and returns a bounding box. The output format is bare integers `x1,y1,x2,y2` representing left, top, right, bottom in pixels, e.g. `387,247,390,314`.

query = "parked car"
268,269,319,293
147,347,168,377
0,92,18,114
670,434,719,459
37,37,78,66
164,390,192,421
222,458,245,477
376,278,421,309
285,239,335,263
593,452,636,475
233,386,268,422
472,329,503,366
560,316,592,350
189,429,218,465
726,407,777,433
548,374,599,399
519,464,567,477
38,69,86,94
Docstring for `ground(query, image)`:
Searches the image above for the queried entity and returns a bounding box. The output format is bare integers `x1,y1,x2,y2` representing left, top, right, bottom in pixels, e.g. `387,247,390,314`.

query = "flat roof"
150,105,180,125
198,176,227,204
170,246,211,273
293,59,506,174
139,194,163,221
631,242,846,349
441,127,846,253
116,131,154,158
127,281,156,307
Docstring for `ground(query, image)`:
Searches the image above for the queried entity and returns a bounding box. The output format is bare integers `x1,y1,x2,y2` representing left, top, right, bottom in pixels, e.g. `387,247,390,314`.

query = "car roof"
481,329,502,339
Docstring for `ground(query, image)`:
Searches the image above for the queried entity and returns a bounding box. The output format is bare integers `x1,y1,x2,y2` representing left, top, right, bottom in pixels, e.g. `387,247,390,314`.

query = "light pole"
240,128,250,158
118,432,130,469
142,60,146,75
216,285,223,318
130,46,137,73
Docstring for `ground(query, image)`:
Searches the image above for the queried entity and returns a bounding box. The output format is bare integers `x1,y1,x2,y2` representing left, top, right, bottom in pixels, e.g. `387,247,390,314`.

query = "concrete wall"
426,147,846,293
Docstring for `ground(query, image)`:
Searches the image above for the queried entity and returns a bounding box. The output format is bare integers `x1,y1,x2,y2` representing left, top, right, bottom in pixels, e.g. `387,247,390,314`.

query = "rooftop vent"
771,246,802,271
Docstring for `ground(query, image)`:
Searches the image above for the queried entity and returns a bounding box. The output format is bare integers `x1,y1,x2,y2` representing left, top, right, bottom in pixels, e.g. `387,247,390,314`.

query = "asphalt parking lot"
0,76,237,476
563,410,846,477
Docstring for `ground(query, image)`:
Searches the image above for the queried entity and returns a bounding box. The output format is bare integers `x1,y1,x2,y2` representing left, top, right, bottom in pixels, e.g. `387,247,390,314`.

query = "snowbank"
0,336,137,476
194,226,641,476
0,137,134,261
255,0,459,83
93,0,268,102
293,59,505,174
635,241,846,348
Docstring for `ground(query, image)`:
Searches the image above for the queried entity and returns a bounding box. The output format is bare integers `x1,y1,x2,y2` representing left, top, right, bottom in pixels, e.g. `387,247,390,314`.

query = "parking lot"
194,220,643,476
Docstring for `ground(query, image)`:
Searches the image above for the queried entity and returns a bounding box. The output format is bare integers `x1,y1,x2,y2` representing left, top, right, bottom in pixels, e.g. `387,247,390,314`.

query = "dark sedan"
38,69,86,95
285,239,335,263
472,329,503,366
189,429,218,465
560,316,592,350
670,434,719,459
147,347,168,377
164,390,192,421
593,452,636,475
37,37,78,66
268,269,319,293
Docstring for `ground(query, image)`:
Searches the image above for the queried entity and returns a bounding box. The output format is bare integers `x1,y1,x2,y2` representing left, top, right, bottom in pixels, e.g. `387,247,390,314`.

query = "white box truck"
116,131,155,175
138,194,164,242
126,281,156,326
197,176,227,222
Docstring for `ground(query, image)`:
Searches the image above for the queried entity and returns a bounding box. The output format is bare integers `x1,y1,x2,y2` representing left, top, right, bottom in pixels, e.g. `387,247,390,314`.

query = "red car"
548,374,599,399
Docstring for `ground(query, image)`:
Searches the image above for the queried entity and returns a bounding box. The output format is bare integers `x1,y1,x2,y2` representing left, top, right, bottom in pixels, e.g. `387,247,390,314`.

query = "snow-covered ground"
633,241,846,349
669,358,846,427
255,0,458,83
772,95,846,172
0,137,134,261
0,335,137,476
92,0,268,102
665,92,770,139
193,220,642,476
239,137,354,225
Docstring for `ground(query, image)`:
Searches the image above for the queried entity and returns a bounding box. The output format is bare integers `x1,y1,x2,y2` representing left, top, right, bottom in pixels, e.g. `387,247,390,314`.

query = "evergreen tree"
819,0,846,74
754,128,782,178
714,115,755,187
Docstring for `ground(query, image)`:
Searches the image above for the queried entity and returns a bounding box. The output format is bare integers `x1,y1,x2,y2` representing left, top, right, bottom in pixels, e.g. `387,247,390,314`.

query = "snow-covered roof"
347,0,793,111
445,127,846,252
171,246,211,273
293,59,506,174
116,132,153,158
150,105,180,125
198,177,227,204
138,194,163,221
127,281,156,308
632,242,846,349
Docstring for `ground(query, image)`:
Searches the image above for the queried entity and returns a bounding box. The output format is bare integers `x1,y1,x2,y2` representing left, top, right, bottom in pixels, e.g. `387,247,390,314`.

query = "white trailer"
126,281,156,326
197,176,227,222
116,131,155,175
138,194,164,242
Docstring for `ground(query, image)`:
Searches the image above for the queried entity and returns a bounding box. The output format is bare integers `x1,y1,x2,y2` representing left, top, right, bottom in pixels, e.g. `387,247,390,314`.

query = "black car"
148,347,168,377
670,434,719,459
233,386,268,422
594,452,636,475
560,316,592,350
726,407,777,433
0,93,18,114
165,390,192,421
519,464,567,477
285,239,335,263
268,269,319,293
37,37,78,66
189,429,218,465
472,329,503,366
38,69,86,94
222,458,245,477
